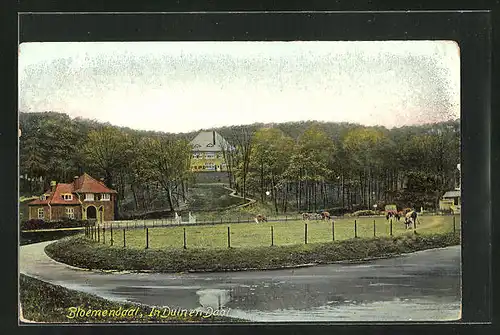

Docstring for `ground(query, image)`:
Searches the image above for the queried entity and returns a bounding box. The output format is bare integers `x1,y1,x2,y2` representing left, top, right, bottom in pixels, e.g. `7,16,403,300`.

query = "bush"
20,219,91,231
352,210,378,216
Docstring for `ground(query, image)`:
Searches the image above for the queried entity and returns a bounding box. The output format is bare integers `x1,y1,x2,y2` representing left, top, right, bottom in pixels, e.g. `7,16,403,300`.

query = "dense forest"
19,112,460,217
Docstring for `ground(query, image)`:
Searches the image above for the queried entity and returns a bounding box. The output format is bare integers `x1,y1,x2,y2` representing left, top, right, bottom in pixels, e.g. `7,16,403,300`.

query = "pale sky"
18,41,460,133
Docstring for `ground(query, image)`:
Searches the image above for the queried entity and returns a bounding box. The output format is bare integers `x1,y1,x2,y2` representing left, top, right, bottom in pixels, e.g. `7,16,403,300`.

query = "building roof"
443,190,461,198
189,131,233,152
73,173,117,194
28,173,117,206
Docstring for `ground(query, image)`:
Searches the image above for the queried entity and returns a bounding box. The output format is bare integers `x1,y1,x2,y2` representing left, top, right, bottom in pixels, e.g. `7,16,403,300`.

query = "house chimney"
74,176,79,188
50,181,57,193
100,178,105,185
212,131,216,145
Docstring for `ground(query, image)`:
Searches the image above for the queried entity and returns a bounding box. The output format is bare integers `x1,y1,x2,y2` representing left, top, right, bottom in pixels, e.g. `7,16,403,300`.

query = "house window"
39,194,49,200
205,152,215,159
205,162,215,170
193,152,201,159
37,208,44,219
101,193,110,201
65,207,75,219
85,193,94,201
62,194,73,201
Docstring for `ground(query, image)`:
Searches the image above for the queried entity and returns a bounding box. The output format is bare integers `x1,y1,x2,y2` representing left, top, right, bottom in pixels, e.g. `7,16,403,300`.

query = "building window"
37,208,44,219
85,193,94,201
40,194,49,200
65,207,75,219
193,152,201,159
101,193,110,201
205,162,215,170
62,194,73,201
205,152,215,159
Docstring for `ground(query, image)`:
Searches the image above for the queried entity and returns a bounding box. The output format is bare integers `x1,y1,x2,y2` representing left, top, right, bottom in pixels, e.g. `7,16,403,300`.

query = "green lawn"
97,215,460,250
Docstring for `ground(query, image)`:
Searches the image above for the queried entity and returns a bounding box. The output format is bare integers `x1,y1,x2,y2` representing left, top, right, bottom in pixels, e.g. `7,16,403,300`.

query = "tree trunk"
260,163,264,202
165,186,175,212
131,184,138,210
341,174,345,209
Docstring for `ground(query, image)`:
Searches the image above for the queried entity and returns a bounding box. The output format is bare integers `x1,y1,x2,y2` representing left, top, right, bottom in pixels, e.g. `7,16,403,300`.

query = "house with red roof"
28,173,117,223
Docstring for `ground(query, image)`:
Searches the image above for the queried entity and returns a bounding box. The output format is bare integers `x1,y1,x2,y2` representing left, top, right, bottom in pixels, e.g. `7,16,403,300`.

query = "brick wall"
50,205,82,221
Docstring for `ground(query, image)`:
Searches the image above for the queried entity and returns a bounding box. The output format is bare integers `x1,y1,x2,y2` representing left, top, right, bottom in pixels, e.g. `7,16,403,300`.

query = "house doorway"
86,206,97,220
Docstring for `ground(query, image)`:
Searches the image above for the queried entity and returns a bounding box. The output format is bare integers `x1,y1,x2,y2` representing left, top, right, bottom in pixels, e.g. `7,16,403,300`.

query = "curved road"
20,241,461,321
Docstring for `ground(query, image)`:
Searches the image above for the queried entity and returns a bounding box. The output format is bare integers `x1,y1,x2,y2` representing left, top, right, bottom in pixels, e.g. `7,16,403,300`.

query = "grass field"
95,215,460,250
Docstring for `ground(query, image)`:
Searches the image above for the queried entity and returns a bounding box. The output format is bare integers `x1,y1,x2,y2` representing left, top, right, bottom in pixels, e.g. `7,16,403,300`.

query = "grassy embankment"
45,215,460,273
19,274,244,323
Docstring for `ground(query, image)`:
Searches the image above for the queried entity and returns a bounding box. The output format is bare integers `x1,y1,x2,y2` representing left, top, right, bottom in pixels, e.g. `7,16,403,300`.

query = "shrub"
20,219,91,231
352,210,378,216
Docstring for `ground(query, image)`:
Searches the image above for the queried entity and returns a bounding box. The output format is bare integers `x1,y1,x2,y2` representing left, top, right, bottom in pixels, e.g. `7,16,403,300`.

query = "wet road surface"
20,241,461,321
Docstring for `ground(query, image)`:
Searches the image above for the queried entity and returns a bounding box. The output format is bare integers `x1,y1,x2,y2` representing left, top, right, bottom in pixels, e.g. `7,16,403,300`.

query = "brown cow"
321,211,331,220
302,213,311,221
255,214,267,223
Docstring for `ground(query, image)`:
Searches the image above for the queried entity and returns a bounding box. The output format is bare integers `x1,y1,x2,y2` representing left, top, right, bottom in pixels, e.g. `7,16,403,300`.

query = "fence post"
227,226,231,248
183,228,187,249
304,223,308,244
285,215,288,222
332,220,335,241
390,219,393,236
103,227,106,244
110,223,114,246
145,228,149,249
373,219,376,237
453,216,456,233
123,228,126,248
97,224,100,242
271,226,274,246
354,220,357,238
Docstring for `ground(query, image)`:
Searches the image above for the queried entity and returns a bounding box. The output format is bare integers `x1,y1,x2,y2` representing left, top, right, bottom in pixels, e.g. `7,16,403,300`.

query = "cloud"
19,41,460,132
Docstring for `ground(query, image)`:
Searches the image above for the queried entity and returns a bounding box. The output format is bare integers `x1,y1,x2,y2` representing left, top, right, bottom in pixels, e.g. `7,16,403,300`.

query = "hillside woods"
19,112,459,218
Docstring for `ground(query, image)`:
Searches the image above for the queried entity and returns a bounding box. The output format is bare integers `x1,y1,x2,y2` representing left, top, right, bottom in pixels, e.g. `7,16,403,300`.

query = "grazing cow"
321,211,331,220
255,214,267,223
312,213,322,220
395,212,401,221
302,213,311,221
405,210,418,228
404,216,412,229
410,210,418,225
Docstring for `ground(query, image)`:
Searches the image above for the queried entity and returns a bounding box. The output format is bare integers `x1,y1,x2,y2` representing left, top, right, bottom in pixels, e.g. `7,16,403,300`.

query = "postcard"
19,40,461,323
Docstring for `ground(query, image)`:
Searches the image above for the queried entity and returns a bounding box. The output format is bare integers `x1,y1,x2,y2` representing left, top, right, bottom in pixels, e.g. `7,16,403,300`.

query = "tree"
248,128,295,213
228,127,254,200
81,126,133,218
343,127,392,209
139,135,192,213
284,125,335,212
